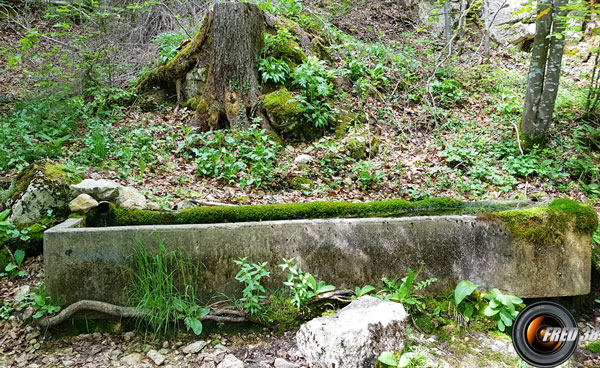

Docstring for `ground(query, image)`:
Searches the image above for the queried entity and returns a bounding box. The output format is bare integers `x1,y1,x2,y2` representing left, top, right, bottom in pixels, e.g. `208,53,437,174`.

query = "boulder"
487,0,536,47
296,296,406,368
6,161,73,225
70,179,120,201
69,194,99,214
294,154,313,165
263,87,321,142
116,186,147,210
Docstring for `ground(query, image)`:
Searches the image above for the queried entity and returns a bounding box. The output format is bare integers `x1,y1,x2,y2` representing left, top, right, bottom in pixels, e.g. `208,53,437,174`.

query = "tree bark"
199,2,265,130
520,0,565,148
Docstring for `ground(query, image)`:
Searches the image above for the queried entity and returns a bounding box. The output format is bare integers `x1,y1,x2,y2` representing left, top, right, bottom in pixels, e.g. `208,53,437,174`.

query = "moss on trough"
483,198,598,244
84,197,554,227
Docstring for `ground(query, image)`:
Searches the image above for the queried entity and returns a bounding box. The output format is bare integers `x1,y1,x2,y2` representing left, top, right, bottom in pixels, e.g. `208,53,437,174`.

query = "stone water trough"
44,198,598,306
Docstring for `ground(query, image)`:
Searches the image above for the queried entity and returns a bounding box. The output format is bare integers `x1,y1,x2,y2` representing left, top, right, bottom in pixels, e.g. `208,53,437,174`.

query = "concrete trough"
44,199,597,307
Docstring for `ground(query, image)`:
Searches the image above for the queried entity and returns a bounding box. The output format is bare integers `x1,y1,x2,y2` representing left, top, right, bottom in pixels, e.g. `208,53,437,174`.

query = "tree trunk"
136,2,265,131
199,2,265,130
520,0,566,148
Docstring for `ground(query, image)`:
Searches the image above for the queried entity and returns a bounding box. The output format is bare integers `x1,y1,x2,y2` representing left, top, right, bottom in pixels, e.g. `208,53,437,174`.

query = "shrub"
152,32,187,64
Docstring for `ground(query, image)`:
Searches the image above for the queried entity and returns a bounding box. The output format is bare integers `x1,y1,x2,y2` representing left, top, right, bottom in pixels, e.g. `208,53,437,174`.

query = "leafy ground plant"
279,258,336,308
16,285,61,319
380,263,437,313
0,249,26,279
378,347,429,368
234,257,270,315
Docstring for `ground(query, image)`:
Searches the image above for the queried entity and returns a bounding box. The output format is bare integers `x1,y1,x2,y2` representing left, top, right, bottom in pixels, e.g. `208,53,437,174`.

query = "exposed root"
36,300,248,328
308,290,355,305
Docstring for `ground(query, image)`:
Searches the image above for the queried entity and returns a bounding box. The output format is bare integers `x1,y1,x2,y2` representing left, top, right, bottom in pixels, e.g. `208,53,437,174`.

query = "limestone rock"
14,285,31,300
182,341,207,354
70,179,120,201
147,349,165,366
296,296,406,368
6,161,72,225
120,353,143,365
116,186,147,210
69,194,99,214
487,0,536,47
294,154,313,165
274,358,298,368
146,202,161,211
216,354,243,368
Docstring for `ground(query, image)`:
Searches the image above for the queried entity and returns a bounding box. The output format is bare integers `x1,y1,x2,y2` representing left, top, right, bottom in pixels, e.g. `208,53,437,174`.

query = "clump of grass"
127,235,208,337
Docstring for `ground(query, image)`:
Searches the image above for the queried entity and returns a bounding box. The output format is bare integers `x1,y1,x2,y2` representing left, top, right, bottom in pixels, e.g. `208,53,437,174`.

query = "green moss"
289,175,314,191
587,340,600,354
486,199,598,244
333,111,355,139
86,197,517,227
187,96,202,110
263,87,303,116
347,137,380,160
414,314,437,334
11,161,72,202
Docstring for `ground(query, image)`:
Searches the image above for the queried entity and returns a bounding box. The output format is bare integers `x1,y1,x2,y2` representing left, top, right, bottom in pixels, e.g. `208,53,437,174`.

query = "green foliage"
429,69,463,106
344,58,367,80
482,288,523,332
191,125,282,190
0,301,13,320
152,32,187,64
454,280,480,322
587,339,600,354
378,348,429,368
380,264,437,313
292,57,334,128
234,257,270,315
251,0,303,17
351,161,385,190
127,236,208,336
0,210,31,244
354,285,376,298
279,258,336,309
259,56,291,84
0,249,26,279
16,284,61,319
369,63,389,90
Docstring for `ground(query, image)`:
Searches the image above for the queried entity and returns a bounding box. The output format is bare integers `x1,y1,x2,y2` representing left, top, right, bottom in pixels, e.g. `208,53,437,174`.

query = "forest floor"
1,0,600,367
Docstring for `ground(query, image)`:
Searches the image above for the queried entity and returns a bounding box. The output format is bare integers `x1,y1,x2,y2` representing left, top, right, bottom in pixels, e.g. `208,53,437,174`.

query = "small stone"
62,347,73,354
147,350,165,366
120,353,143,365
146,202,161,211
62,360,75,366
183,341,208,354
70,179,121,200
111,349,123,358
116,186,147,210
25,330,39,341
294,154,313,165
176,200,196,210
158,349,168,355
14,285,31,300
123,331,135,341
216,354,243,368
69,194,98,214
162,341,169,349
214,344,230,353
274,358,299,368
27,363,40,368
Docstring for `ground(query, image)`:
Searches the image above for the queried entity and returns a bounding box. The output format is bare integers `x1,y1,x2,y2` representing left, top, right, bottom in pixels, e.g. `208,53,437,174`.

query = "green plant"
351,161,385,190
378,347,429,367
354,285,376,298
482,288,523,332
127,236,209,336
234,257,270,315
0,249,26,279
279,258,336,309
152,32,187,64
369,63,389,90
0,210,31,244
0,301,13,320
292,57,334,128
344,58,366,80
454,280,480,322
16,284,61,319
380,264,437,313
429,72,463,106
259,56,291,84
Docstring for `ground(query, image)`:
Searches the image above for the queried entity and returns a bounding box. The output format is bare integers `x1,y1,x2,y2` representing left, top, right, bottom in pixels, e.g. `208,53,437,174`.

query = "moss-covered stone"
289,175,314,191
333,111,355,139
310,37,332,62
347,137,381,160
263,87,321,142
483,198,598,244
84,197,540,227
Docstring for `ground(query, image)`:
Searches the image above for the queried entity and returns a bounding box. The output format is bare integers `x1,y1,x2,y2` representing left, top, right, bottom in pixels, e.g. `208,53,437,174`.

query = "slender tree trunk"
444,0,452,42
484,0,490,60
520,0,562,148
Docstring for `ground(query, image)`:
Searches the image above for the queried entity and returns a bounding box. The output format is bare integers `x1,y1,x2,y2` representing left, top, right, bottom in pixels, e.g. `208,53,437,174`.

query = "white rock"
68,194,99,214
146,202,161,211
147,349,165,366
176,200,196,210
120,353,142,365
116,186,147,210
70,179,121,201
182,341,207,354
296,296,406,368
216,354,243,368
274,358,298,368
14,285,31,300
294,154,313,165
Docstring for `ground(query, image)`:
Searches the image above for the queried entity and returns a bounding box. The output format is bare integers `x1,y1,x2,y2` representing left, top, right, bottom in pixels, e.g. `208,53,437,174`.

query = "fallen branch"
308,290,355,305
36,300,248,328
